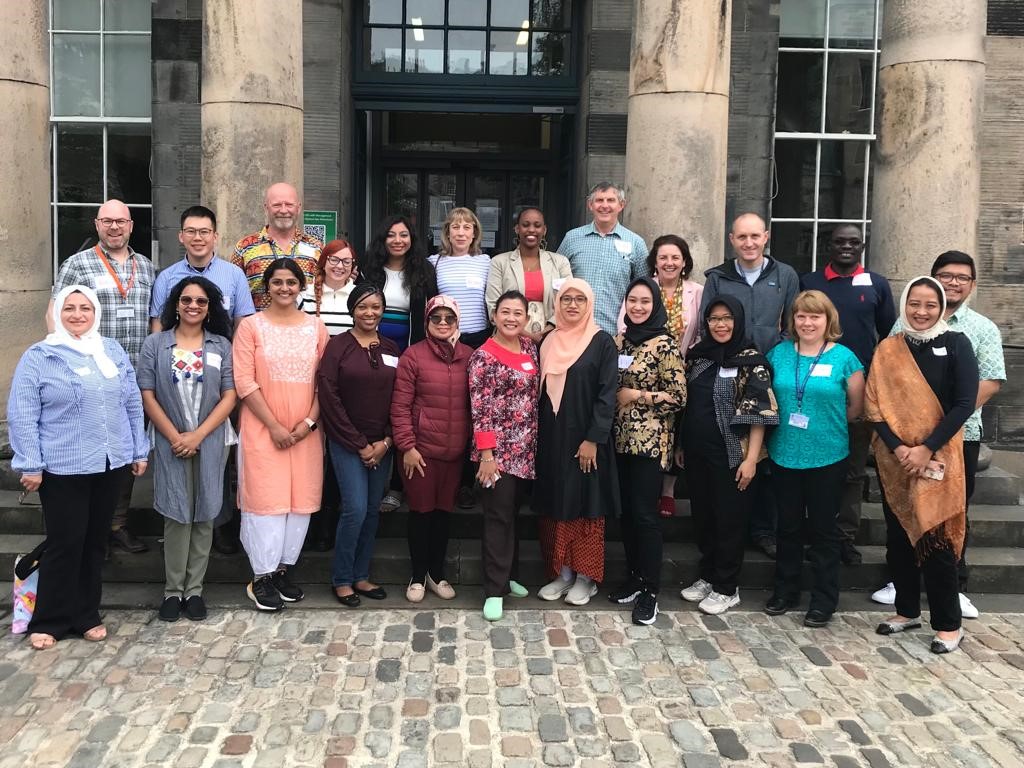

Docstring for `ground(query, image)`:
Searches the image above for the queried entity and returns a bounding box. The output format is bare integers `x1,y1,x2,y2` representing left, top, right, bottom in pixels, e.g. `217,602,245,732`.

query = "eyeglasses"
182,227,214,238
934,272,974,286
428,314,457,326
559,295,588,306
97,218,130,228
707,315,735,325
326,257,353,267
179,296,210,307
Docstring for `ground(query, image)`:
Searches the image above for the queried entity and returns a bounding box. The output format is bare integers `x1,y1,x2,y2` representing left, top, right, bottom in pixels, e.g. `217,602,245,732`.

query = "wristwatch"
304,418,318,432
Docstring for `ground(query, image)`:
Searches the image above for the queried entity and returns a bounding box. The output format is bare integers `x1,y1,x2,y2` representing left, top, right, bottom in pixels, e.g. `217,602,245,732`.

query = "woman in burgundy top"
317,283,400,607
469,290,540,621
390,295,473,603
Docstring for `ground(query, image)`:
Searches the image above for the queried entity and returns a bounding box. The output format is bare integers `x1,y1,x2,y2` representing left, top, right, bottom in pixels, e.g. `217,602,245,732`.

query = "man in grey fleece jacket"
699,213,800,354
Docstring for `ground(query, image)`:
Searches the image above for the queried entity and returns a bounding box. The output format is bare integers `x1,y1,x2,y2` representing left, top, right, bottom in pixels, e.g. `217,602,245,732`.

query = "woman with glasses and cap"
390,295,473,602
8,285,149,650
318,282,401,607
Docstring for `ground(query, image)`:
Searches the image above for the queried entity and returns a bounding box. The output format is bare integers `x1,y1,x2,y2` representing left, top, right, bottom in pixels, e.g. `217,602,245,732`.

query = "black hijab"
347,281,386,316
623,276,668,346
687,294,766,368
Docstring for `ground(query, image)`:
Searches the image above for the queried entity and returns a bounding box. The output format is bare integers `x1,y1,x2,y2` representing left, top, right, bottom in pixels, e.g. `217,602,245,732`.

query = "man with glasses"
873,250,1005,618
48,199,156,554
149,206,255,332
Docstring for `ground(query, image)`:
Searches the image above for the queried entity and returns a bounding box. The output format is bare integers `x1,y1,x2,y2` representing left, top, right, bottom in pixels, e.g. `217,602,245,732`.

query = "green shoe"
483,597,503,621
508,580,528,598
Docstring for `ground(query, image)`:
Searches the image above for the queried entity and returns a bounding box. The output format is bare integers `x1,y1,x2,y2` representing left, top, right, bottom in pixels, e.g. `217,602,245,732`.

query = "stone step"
867,465,1022,506
5,534,1024,593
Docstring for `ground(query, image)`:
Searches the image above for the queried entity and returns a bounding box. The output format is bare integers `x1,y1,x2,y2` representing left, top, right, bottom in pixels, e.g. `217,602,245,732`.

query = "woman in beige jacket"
487,208,572,343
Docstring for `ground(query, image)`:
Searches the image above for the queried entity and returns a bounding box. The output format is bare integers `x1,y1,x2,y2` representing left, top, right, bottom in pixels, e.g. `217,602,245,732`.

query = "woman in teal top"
764,290,864,628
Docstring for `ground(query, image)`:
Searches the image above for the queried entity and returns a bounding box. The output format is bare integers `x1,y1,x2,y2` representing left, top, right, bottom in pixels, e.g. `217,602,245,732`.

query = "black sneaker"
632,591,659,626
184,595,207,621
247,575,284,611
608,576,644,604
271,567,304,602
158,596,181,622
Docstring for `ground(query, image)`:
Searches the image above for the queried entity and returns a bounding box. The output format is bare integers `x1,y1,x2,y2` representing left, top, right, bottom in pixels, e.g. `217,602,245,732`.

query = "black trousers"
30,465,130,639
685,454,751,596
307,452,341,546
616,453,664,592
838,420,873,542
959,440,980,590
408,509,450,583
772,460,844,615
883,501,961,631
480,474,523,597
748,461,778,540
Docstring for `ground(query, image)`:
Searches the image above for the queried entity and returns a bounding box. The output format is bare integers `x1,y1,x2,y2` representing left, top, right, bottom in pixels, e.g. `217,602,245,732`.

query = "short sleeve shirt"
766,342,863,469
230,226,321,310
149,256,256,324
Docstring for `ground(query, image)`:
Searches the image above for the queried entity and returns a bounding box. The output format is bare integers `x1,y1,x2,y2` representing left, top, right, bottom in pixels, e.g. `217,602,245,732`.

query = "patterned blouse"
468,337,539,480
613,334,688,470
171,348,204,432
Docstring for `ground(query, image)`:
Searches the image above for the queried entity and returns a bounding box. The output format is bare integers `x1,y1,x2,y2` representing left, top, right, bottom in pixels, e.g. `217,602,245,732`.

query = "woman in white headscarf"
7,285,148,650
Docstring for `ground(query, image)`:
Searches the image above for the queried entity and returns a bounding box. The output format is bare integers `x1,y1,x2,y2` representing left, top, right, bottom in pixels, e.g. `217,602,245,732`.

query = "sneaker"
183,595,207,621
680,578,713,603
247,575,284,611
871,582,896,605
698,589,740,615
271,567,304,602
608,576,644,604
158,596,181,622
959,593,979,619
565,576,599,606
538,576,574,601
631,591,659,626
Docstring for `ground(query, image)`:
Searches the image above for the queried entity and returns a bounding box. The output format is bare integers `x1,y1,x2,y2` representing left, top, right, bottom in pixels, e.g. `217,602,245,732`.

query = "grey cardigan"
136,330,235,524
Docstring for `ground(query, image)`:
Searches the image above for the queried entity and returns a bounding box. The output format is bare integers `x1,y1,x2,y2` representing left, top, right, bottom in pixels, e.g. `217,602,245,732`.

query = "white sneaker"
959,593,980,619
871,582,896,605
680,578,713,603
564,576,599,606
538,576,574,601
698,590,740,615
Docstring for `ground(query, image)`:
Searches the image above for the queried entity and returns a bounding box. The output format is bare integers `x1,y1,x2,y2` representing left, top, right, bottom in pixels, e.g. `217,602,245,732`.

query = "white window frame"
770,0,881,271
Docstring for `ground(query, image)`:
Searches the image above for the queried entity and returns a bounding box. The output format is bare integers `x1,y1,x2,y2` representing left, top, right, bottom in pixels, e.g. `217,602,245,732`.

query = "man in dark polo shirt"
801,224,896,564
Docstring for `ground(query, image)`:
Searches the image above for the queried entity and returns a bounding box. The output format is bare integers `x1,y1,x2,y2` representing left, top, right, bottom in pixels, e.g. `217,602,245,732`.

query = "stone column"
625,0,732,273
202,0,304,248
0,0,50,422
870,1,986,282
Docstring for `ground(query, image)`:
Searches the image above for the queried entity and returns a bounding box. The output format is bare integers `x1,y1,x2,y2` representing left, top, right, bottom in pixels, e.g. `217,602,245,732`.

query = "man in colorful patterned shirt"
231,182,322,310
48,199,155,555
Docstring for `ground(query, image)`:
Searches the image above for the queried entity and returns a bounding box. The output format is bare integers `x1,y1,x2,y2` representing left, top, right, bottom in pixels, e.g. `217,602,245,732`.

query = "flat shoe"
353,585,387,600
483,597,503,621
875,617,922,635
507,580,529,598
406,581,426,603
158,596,181,622
426,575,456,600
379,493,402,513
657,495,675,518
930,628,965,654
803,609,832,628
333,588,361,607
29,633,56,650
184,595,207,621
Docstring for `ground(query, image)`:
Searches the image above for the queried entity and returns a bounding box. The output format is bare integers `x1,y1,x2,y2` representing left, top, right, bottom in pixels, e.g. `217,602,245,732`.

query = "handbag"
12,540,46,634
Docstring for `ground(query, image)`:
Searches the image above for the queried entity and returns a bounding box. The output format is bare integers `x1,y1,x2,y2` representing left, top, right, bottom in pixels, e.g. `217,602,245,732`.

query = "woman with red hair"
300,239,358,336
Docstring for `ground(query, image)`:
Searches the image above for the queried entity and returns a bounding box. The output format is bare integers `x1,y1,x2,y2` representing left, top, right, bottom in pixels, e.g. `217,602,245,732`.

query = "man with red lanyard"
48,199,155,554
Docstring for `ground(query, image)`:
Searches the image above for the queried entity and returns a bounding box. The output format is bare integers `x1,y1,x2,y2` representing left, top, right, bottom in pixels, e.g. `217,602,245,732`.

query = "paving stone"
670,720,708,751
376,659,401,683
433,705,462,730
502,735,534,757
710,728,748,761
791,742,824,763
401,720,430,749
611,742,641,762
839,719,872,745
539,714,569,743
800,646,832,667
543,744,575,766
433,733,463,763
528,657,554,675
681,754,721,768
896,693,933,717
411,632,433,652
861,747,894,767
567,707,597,735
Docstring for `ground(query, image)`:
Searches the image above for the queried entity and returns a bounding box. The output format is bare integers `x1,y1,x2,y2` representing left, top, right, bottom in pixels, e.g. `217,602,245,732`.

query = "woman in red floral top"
468,290,539,621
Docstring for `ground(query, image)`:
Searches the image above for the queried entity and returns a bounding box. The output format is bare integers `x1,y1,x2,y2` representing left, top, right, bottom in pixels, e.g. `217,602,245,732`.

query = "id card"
382,354,399,368
617,354,634,370
613,239,633,256
718,367,738,378
788,412,810,429
115,307,135,319
810,364,832,377
922,460,946,481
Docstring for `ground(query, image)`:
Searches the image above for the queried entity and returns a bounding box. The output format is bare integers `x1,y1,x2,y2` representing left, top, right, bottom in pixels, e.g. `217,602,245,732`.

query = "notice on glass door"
476,200,500,231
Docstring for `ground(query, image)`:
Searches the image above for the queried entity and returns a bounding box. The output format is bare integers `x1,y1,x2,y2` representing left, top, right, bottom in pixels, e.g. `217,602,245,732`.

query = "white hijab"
898,275,950,343
45,285,119,378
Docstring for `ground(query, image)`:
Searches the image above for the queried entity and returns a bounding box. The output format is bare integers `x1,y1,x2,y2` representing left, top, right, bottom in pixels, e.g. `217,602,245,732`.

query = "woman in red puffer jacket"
390,295,472,603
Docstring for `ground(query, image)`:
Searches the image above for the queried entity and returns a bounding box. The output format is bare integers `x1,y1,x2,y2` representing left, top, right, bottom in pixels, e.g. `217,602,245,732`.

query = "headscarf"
540,278,601,414
686,294,766,368
44,285,119,378
622,276,668,346
346,281,386,316
424,294,461,362
898,275,950,343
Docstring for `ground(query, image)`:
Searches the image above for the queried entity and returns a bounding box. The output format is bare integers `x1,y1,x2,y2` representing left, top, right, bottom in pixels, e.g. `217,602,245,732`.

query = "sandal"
29,633,56,650
379,492,402,513
658,495,675,518
83,625,107,642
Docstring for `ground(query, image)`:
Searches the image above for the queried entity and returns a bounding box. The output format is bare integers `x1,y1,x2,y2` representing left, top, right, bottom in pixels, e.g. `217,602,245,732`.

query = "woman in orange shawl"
865,276,978,654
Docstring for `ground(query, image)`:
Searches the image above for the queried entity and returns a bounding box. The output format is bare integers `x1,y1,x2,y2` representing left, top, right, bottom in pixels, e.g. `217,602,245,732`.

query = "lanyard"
94,245,136,300
794,342,827,412
269,235,299,259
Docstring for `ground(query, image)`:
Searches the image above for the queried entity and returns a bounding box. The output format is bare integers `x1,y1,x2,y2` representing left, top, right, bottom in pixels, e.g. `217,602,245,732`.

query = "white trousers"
240,512,310,576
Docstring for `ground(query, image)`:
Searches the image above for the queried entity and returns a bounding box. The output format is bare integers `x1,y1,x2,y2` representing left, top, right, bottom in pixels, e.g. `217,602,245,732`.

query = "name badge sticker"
852,273,873,287
810,364,832,377
465,275,484,289
382,354,400,368
521,361,535,372
115,307,135,319
552,278,567,292
617,354,634,370
74,366,92,376
789,413,810,429
223,295,232,311
206,352,222,369
932,347,947,357
718,367,738,378
613,240,633,256
94,275,116,290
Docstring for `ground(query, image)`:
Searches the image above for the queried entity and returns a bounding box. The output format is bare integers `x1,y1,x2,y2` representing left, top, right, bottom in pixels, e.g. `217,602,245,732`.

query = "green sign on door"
303,210,337,245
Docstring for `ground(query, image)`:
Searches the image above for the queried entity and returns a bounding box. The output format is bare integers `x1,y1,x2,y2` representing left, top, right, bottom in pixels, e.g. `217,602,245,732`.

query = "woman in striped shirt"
299,238,358,336
429,207,492,349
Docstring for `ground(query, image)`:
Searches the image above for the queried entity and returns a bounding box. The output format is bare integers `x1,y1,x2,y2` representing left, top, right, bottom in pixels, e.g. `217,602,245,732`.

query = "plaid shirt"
231,226,322,310
52,246,155,366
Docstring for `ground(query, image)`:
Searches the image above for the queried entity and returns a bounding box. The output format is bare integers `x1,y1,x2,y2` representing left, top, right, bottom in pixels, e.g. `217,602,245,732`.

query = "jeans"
616,453,664,592
330,441,393,586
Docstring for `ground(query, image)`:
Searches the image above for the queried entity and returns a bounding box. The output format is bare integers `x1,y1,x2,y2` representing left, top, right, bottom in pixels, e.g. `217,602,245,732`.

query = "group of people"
9,181,1003,656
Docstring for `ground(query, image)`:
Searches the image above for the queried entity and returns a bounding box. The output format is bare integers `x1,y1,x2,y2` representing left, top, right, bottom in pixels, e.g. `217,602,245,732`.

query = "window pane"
817,140,867,220
448,30,485,74
104,0,151,31
829,0,877,49
405,29,444,73
57,125,103,203
126,206,152,257
364,27,402,72
53,34,101,116
427,173,457,250
775,52,822,133
825,53,873,134
533,0,571,29
773,140,818,218
108,125,152,204
448,0,486,27
769,222,815,275
385,172,418,221
779,0,825,45
104,35,151,117
489,31,530,75
53,0,100,30
491,0,529,28
532,32,567,76
365,0,402,24
57,206,100,264
407,0,444,25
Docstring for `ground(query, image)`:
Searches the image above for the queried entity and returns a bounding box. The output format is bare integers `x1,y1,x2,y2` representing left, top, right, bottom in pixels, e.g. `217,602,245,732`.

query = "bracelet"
481,458,496,463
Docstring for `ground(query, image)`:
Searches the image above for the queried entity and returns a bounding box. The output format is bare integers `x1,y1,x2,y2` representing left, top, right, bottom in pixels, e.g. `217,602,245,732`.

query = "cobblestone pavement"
2,606,1024,768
